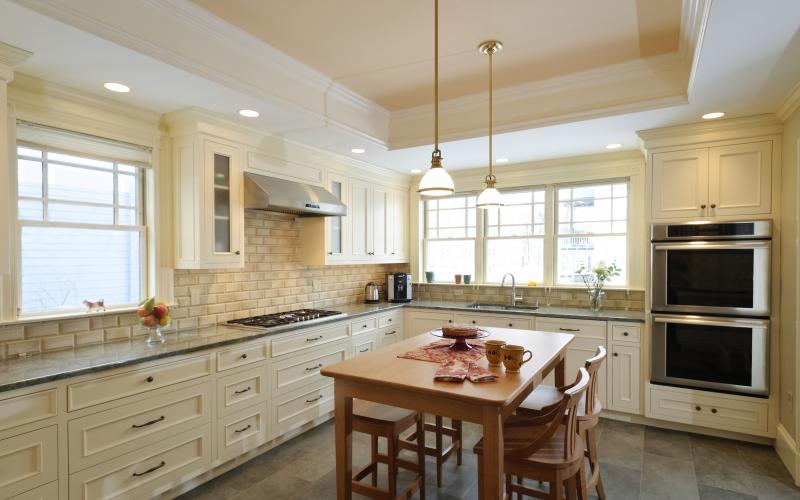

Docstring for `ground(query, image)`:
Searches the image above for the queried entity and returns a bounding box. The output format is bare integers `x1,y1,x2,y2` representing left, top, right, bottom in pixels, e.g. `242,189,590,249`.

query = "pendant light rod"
434,0,439,152
476,40,503,209
488,43,493,178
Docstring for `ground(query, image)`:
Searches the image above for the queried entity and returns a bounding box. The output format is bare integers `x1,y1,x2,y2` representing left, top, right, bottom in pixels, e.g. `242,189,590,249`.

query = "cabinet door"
543,337,607,407
327,173,350,262
610,343,641,413
205,140,244,266
371,186,390,259
453,313,532,330
651,149,709,220
391,190,409,261
405,311,453,338
350,180,371,259
708,141,772,217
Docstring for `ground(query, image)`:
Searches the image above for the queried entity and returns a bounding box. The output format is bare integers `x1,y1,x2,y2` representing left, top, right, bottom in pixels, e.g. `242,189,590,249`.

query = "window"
556,182,627,285
421,180,629,287
16,145,146,315
485,189,545,284
424,195,476,281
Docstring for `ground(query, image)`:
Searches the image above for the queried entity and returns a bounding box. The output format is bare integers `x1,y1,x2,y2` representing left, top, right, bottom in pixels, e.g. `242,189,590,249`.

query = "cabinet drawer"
535,317,606,339
454,313,532,330
0,389,57,433
272,382,334,437
353,334,377,357
611,323,641,343
9,481,57,500
68,383,211,472
67,355,212,411
218,403,269,463
0,426,58,499
217,341,268,372
217,366,268,416
351,316,377,336
378,311,402,328
648,386,769,435
69,425,211,500
377,326,401,347
271,343,347,396
271,323,349,357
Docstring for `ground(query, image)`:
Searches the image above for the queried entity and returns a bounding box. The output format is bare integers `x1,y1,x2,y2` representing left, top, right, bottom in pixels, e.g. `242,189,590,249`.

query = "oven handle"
652,241,770,251
651,315,770,328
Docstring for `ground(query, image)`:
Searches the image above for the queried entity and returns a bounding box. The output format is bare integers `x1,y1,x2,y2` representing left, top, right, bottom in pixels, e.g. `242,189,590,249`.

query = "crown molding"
636,114,783,150
777,79,800,122
679,0,712,97
0,41,32,81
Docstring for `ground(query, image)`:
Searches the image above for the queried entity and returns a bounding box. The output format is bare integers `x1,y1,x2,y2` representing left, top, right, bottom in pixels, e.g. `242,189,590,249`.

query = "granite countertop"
0,301,643,393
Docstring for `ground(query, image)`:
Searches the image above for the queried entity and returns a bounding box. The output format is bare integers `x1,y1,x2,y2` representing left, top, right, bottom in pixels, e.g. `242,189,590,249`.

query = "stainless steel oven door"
651,315,769,396
651,240,770,316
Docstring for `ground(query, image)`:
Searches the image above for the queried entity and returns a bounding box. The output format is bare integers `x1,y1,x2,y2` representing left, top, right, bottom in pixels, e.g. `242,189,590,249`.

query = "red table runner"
398,339,497,383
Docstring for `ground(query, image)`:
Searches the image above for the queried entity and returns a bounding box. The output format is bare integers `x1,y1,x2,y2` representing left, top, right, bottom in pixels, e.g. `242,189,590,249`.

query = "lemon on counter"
527,281,537,286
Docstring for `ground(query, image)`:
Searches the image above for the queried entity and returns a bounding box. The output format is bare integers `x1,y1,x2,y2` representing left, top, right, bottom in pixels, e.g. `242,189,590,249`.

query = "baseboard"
775,423,800,486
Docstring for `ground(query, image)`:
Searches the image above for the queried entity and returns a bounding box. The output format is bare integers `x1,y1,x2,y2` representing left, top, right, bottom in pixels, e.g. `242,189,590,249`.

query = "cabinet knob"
448,320,453,323
710,203,717,209
146,376,154,383
328,252,333,255
623,331,629,336
471,320,476,324
508,323,513,327
700,204,707,209
613,352,619,357
241,353,248,359
711,408,718,414
695,406,702,411
235,250,241,255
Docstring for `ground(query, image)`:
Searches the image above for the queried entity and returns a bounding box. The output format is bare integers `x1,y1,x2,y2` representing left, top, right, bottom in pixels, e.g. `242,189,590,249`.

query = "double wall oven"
650,221,771,397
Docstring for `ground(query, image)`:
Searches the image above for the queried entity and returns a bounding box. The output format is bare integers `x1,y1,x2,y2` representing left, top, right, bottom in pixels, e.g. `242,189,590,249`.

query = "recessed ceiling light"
238,109,259,118
605,143,622,150
496,157,509,163
702,112,725,120
103,82,130,93
410,169,422,174
350,148,366,154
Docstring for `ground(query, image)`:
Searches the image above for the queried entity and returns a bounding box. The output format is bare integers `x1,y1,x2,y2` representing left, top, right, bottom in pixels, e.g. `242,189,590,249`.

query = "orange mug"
485,340,506,367
501,344,533,373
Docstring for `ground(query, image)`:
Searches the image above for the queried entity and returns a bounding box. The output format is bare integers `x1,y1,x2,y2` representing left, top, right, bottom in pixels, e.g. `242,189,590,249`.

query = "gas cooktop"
227,309,345,329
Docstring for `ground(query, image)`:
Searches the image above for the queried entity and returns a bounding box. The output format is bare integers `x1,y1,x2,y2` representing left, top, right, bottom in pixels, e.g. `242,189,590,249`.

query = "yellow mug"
502,344,533,373
485,340,507,367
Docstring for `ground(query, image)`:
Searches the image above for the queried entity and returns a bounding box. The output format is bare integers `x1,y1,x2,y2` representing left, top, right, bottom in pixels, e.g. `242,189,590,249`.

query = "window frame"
420,178,630,288
14,143,148,317
422,194,480,283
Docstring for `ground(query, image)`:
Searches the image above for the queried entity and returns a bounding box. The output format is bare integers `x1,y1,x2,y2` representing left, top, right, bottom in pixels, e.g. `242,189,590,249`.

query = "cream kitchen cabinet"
348,180,408,263
404,310,454,338
389,188,409,261
453,312,532,330
298,172,352,265
651,141,773,220
172,134,245,269
608,322,642,414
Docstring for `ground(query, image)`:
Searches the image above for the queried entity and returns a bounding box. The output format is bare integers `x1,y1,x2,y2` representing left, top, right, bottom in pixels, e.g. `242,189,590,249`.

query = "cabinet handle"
362,324,368,329
145,376,154,383
133,461,166,477
234,424,252,433
306,395,323,403
623,331,629,336
328,252,333,255
448,320,453,323
235,250,241,255
305,363,323,372
710,203,717,209
695,406,702,411
391,252,395,255
711,408,718,414
234,386,252,395
132,415,165,429
359,348,369,353
559,327,580,332
388,318,392,322
385,331,397,335
508,323,513,327
613,352,619,357
471,320,477,324
700,204,707,209
240,353,248,359
306,336,323,342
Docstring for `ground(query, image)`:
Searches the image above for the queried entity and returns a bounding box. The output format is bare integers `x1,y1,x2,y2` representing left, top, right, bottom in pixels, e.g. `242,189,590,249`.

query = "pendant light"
476,40,503,209
417,0,455,197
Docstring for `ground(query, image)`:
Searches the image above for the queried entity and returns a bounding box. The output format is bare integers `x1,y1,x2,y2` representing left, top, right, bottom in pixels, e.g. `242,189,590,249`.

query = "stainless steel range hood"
244,172,347,217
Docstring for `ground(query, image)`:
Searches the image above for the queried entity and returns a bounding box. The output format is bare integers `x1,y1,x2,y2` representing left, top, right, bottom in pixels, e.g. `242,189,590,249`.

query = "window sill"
0,305,143,327
413,282,644,292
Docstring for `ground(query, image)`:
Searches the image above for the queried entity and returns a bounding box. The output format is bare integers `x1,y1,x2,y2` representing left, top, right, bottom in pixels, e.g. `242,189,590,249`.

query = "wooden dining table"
321,326,574,499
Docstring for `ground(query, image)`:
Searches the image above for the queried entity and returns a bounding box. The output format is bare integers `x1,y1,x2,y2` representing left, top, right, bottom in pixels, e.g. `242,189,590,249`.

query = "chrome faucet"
500,273,523,308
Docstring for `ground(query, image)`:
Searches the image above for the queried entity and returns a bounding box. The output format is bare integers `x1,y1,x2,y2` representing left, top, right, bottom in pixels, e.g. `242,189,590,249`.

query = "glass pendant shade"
477,175,503,208
418,154,455,196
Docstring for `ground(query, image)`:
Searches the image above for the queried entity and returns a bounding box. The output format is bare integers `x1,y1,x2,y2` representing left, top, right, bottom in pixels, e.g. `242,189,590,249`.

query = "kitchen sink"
465,303,539,311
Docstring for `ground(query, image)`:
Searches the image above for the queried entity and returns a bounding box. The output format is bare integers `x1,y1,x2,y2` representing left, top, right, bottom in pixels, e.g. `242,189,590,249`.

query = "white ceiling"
2,0,800,174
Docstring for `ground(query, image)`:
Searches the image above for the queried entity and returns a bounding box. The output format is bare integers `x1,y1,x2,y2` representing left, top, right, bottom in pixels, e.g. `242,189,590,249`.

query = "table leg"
479,406,504,500
555,354,566,387
334,381,353,500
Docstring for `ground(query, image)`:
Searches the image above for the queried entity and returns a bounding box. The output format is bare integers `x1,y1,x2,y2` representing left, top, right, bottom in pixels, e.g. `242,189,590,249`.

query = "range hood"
243,172,347,217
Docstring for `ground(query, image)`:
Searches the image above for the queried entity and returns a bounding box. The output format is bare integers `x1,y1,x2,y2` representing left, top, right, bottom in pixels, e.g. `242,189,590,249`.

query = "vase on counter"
138,297,170,345
143,325,167,345
588,289,604,312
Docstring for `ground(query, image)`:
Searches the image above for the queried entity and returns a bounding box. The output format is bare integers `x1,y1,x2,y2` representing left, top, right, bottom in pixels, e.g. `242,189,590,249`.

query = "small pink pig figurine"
82,299,106,313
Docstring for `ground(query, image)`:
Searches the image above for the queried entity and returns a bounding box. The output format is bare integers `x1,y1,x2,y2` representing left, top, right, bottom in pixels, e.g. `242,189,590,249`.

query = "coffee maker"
387,273,412,303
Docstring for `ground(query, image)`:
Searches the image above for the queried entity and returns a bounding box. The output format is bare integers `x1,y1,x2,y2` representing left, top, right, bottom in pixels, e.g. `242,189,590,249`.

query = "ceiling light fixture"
702,112,725,120
417,0,455,197
238,109,260,118
350,148,365,154
476,40,504,209
103,82,130,93
496,157,509,163
605,143,622,150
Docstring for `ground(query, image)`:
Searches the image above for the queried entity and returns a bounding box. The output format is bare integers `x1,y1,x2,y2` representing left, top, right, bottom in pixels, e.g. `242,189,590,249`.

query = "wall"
780,105,800,442
0,210,407,358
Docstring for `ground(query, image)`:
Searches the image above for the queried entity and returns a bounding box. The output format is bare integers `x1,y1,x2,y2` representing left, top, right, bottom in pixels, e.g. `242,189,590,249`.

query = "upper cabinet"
650,140,773,220
173,134,245,269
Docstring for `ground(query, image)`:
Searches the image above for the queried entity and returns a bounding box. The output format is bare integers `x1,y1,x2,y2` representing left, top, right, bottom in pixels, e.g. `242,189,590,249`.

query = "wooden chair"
473,367,591,499
400,416,463,487
516,346,607,499
352,400,426,500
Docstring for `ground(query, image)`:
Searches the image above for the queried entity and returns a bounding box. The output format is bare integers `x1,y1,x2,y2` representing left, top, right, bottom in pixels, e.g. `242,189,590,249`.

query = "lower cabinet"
270,381,335,438
218,402,269,463
352,333,377,357
68,425,212,500
0,426,58,500
404,310,453,337
453,312,532,330
609,343,641,413
8,481,58,500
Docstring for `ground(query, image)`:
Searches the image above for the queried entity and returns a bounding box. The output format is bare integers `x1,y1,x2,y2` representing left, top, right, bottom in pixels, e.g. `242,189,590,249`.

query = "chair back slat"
583,346,607,415
562,367,590,460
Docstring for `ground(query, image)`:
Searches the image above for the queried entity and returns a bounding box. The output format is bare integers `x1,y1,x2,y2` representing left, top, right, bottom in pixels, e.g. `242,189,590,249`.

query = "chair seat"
353,400,417,425
519,385,602,419
473,416,584,469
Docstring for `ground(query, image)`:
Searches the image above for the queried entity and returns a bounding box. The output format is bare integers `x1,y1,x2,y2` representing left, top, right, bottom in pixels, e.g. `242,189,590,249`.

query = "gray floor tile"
642,453,700,500
595,462,642,500
598,419,645,471
693,440,754,496
644,426,693,460
698,485,757,500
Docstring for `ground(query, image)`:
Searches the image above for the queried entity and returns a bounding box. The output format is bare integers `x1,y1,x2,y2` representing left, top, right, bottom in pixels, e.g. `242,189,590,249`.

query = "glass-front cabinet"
326,172,349,262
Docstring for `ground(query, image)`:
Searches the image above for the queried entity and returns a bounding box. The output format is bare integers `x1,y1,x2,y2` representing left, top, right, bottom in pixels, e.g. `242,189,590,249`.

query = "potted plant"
576,262,621,312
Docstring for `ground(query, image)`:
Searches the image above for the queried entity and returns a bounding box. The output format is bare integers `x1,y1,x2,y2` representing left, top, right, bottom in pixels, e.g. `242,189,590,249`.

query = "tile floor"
178,418,800,499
